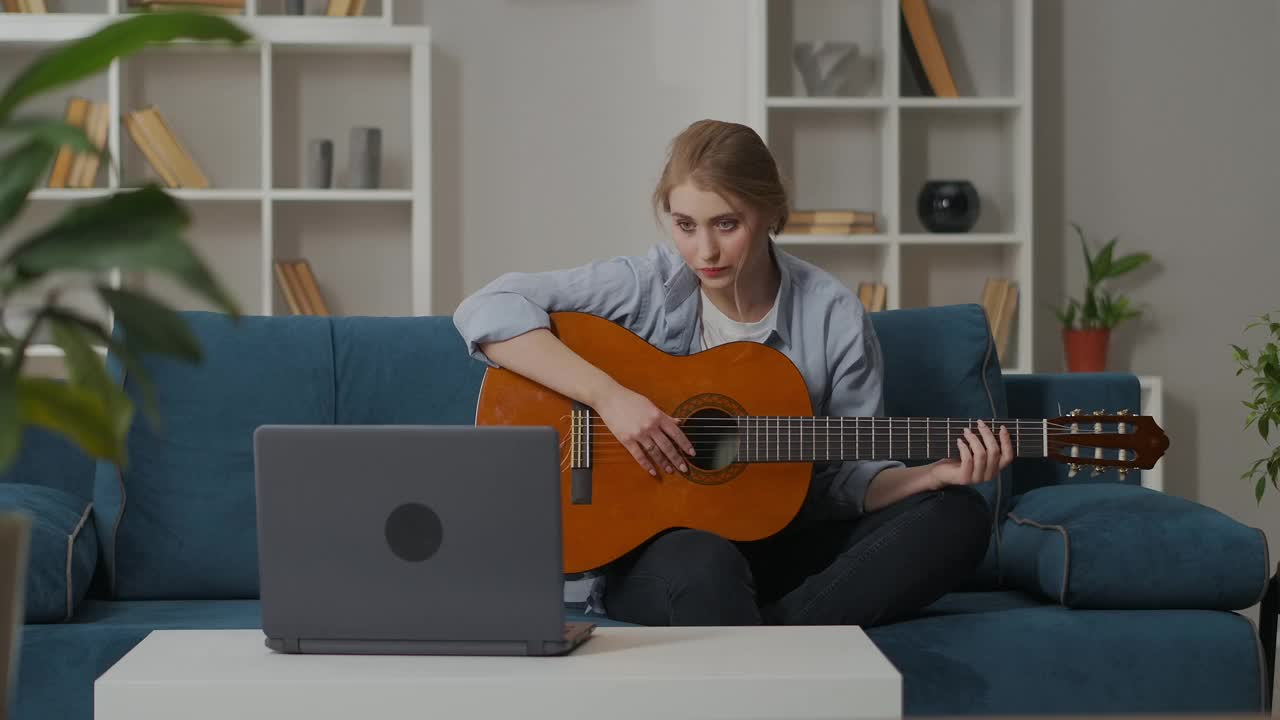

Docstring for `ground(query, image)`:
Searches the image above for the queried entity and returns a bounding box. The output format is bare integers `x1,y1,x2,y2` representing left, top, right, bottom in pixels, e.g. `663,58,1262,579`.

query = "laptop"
253,424,595,656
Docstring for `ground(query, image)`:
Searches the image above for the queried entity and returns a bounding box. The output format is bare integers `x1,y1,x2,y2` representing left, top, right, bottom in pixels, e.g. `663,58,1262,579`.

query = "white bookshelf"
0,1,431,359
746,0,1035,374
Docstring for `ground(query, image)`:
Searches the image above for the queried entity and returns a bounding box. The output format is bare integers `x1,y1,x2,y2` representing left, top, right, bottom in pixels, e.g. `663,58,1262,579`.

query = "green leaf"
16,376,124,465
5,186,240,316
0,117,97,155
1094,237,1118,280
1258,473,1267,502
1262,416,1271,443
97,286,202,362
42,308,159,428
1232,344,1250,363
0,141,56,230
0,13,250,121
0,370,18,473
1108,252,1152,278
49,318,132,447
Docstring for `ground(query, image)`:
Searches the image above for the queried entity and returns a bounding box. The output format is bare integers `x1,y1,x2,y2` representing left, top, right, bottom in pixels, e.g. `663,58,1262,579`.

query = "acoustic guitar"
475,311,1169,575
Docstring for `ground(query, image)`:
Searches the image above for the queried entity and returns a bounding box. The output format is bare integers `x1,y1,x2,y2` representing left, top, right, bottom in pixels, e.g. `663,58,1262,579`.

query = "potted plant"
1051,222,1152,372
0,12,250,473
1232,310,1280,502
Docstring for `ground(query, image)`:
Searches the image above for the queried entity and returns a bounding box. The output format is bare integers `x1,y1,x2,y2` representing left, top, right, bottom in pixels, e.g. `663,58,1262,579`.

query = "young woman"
453,119,1012,627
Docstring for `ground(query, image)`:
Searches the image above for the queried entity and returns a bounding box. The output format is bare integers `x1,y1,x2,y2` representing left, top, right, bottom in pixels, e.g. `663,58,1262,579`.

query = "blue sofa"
3,303,1275,719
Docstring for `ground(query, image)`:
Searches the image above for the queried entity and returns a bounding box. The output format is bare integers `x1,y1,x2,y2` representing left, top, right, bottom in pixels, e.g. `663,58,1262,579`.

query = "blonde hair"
652,119,789,235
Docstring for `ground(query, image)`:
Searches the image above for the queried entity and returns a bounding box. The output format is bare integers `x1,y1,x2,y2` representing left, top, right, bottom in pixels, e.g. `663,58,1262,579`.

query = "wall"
411,0,749,311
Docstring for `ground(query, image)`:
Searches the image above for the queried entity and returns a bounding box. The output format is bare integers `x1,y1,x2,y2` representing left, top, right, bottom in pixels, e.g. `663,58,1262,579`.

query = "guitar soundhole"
684,408,740,472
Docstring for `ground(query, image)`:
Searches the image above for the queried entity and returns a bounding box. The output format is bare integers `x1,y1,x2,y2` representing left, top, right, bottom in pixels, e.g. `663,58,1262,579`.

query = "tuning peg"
1118,468,1129,482
1117,409,1132,416
1091,465,1104,477
1068,463,1082,478
1092,409,1107,416
1068,409,1084,417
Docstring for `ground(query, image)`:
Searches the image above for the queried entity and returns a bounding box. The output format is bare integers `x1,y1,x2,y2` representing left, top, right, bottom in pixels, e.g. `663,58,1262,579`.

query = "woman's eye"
677,221,695,232
717,220,738,231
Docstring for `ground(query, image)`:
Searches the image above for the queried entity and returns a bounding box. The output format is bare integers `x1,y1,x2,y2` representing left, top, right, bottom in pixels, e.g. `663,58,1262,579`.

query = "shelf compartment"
767,0,885,99
899,107,1017,235
899,242,1022,368
270,47,411,190
768,107,888,232
777,243,889,305
271,200,410,317
775,234,889,247
900,0,1016,99
1,42,111,189
120,201,264,315
271,188,412,202
119,44,262,190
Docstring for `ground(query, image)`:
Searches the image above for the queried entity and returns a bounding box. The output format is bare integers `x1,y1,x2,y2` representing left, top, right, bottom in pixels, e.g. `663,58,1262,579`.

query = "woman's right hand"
593,384,695,477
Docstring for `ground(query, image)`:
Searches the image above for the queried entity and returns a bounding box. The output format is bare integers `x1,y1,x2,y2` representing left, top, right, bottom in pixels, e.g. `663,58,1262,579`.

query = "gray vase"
348,127,381,189
305,139,333,189
793,42,859,96
286,0,306,15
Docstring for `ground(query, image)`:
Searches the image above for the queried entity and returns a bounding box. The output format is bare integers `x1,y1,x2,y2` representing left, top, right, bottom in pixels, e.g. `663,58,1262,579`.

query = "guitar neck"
734,416,1049,463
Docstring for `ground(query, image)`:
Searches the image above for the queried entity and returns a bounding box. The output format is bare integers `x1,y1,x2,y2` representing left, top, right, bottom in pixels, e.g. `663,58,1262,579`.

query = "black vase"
917,180,980,233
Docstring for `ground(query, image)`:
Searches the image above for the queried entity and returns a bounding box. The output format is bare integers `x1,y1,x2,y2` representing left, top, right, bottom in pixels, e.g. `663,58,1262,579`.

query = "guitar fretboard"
730,416,1046,463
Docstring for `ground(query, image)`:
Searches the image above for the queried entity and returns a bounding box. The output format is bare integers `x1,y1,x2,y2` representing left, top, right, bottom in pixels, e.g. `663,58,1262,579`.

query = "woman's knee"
649,529,752,587
931,485,993,558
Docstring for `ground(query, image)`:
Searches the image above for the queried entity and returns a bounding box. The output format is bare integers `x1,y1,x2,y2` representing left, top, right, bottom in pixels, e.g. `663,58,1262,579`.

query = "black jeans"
602,485,991,626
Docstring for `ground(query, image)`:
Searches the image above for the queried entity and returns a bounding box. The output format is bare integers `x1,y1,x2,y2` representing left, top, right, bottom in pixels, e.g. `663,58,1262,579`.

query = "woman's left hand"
926,419,1014,488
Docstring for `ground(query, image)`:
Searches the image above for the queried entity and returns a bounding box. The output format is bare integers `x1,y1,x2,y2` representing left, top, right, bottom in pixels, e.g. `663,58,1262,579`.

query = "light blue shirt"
452,240,905,611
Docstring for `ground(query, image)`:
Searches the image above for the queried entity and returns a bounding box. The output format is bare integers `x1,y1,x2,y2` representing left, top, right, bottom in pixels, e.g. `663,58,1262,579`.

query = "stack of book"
2,0,48,12
856,282,887,312
781,209,878,235
130,0,245,13
48,97,109,189
123,106,210,189
981,278,1018,363
325,0,367,16
273,260,331,316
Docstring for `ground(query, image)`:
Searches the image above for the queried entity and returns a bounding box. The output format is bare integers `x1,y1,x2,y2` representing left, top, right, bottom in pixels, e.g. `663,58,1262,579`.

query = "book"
788,209,877,226
780,222,878,235
273,261,305,315
130,106,209,188
857,282,887,312
74,101,110,188
291,260,330,316
124,110,181,188
48,97,88,188
901,0,958,97
981,278,1017,363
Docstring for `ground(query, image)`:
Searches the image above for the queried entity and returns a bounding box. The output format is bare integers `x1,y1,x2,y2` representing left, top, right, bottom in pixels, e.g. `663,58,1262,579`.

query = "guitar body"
474,311,814,575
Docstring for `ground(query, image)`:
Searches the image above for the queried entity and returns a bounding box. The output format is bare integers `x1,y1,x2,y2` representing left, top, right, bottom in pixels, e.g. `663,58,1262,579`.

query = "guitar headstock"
1046,409,1169,481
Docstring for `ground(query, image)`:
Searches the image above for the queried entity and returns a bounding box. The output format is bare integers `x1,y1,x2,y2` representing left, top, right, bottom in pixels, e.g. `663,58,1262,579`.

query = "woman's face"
667,180,771,292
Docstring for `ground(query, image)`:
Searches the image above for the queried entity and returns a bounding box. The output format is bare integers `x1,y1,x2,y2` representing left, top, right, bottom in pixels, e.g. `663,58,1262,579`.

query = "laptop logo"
385,502,443,562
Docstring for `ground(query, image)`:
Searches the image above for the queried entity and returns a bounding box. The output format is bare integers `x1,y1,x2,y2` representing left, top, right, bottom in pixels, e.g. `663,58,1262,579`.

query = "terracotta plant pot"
1063,328,1110,372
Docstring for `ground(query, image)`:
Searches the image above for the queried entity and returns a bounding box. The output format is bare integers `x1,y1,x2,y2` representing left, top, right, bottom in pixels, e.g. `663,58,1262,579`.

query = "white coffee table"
95,626,901,720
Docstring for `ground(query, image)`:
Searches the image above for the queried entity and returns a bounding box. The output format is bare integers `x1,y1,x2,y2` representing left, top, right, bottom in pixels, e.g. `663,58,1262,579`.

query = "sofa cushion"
869,303,1009,584
331,316,486,424
0,425,96,503
867,602,1266,715
94,312,337,600
0,484,95,623
1000,483,1269,610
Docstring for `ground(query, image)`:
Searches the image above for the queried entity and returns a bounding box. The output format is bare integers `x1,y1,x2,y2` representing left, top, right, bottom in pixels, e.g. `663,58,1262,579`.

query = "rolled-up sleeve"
816,299,904,518
453,252,655,367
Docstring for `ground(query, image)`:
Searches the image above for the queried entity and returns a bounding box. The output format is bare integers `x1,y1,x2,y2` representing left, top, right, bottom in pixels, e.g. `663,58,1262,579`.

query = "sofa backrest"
0,425,96,504
91,304,1004,601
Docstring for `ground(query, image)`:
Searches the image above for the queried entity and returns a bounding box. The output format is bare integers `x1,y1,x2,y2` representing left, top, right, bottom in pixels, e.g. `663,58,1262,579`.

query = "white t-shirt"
698,287,780,350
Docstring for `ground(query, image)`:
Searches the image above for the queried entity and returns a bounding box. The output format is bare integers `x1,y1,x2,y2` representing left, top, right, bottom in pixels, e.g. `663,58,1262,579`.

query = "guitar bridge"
570,402,592,505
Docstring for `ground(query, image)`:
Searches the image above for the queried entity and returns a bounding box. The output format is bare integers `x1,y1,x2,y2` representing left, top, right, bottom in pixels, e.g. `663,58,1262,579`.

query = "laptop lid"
253,424,565,648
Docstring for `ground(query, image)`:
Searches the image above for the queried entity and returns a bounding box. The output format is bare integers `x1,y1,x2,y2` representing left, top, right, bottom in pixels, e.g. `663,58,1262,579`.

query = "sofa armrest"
1002,372,1142,494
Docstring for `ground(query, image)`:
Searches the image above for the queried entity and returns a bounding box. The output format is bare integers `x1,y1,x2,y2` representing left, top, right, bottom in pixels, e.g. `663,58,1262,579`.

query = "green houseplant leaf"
1236,308,1280,502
